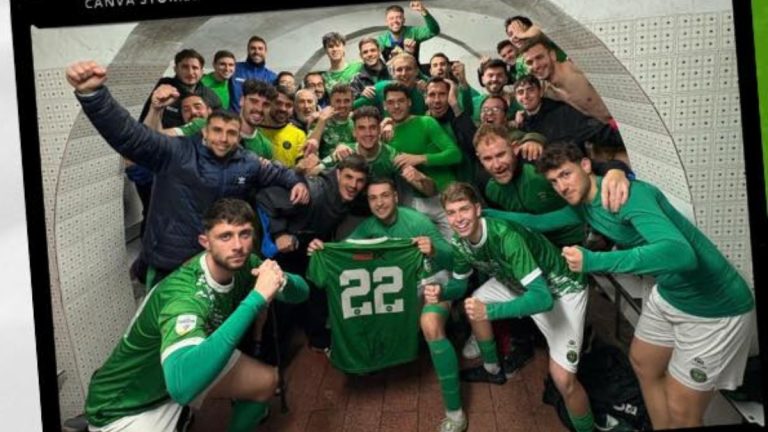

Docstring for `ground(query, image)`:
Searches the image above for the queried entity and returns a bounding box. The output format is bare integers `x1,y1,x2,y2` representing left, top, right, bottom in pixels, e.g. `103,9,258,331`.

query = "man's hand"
307,238,325,255
394,153,426,169
251,259,285,302
451,61,468,86
508,20,526,39
601,168,629,213
361,86,376,100
275,234,298,253
410,0,426,14
412,236,435,257
423,283,441,304
380,119,395,142
289,183,310,205
464,298,488,321
561,246,584,272
514,140,543,161
150,84,180,110
332,144,354,162
317,106,335,123
66,61,108,94
400,164,425,184
513,110,526,129
415,79,428,93
303,138,319,156
404,38,417,54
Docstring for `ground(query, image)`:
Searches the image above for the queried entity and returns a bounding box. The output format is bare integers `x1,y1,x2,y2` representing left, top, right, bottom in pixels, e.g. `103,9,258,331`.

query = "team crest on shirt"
282,141,292,150
175,314,198,336
690,368,708,383
566,350,579,364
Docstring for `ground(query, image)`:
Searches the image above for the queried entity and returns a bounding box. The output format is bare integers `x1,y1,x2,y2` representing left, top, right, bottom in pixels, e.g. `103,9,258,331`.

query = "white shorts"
89,350,241,432
472,278,587,373
634,286,755,391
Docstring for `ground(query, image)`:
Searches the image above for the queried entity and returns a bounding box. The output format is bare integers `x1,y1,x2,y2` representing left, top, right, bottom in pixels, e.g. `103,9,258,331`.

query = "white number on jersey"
340,267,403,319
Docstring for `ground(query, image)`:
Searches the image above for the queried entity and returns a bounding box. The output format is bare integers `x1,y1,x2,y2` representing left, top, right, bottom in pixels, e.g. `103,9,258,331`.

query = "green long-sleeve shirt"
487,177,754,318
348,206,453,272
353,79,427,116
388,115,461,192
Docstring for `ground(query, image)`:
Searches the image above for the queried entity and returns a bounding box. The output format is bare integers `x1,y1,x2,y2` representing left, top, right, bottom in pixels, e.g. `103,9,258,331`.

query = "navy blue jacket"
77,87,303,271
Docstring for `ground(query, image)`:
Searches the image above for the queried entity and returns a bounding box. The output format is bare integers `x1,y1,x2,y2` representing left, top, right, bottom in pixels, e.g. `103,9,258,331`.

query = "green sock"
477,338,499,366
427,338,462,411
568,409,594,432
228,400,269,432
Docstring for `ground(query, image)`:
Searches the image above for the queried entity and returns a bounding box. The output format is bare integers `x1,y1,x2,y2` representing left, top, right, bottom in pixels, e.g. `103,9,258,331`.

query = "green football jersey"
485,163,585,247
452,218,585,298
313,117,355,160
85,253,261,427
323,62,364,94
307,238,424,373
321,142,400,180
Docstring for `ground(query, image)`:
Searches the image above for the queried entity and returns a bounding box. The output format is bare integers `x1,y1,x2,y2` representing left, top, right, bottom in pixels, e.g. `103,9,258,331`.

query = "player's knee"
420,313,445,341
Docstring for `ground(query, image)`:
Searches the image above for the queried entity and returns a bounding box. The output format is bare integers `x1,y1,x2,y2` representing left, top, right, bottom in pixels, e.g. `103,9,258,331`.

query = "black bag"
542,336,652,431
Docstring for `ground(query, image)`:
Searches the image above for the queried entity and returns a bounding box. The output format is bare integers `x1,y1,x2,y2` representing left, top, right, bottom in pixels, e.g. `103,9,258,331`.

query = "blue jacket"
229,60,277,113
77,87,303,271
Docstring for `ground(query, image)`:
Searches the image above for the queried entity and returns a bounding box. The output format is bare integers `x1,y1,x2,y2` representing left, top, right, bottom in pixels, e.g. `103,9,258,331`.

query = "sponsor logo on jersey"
175,314,198,336
567,349,578,364
353,252,374,261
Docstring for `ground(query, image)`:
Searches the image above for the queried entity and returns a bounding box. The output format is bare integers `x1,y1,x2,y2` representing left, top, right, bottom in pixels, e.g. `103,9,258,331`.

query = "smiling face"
445,199,483,242
248,40,268,64
392,57,418,87
240,93,269,128
386,9,405,34
515,80,543,112
175,57,203,86
353,116,380,151
202,117,241,158
384,90,412,122
180,95,211,123
523,43,556,81
325,41,346,63
278,74,296,94
360,41,381,67
506,19,530,48
476,134,517,184
213,56,236,81
481,65,507,95
305,74,326,100
330,90,353,120
480,97,507,125
294,89,317,122
336,167,367,202
269,92,294,125
498,44,518,65
367,182,398,224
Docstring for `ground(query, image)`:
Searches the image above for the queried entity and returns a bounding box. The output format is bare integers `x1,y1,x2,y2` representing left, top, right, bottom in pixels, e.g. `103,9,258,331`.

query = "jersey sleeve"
407,13,440,41
175,117,206,137
581,184,697,275
159,298,210,363
483,206,583,233
423,117,462,166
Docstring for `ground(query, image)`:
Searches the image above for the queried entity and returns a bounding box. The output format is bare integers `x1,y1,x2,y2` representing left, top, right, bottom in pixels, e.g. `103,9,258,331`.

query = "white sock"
446,409,465,422
483,362,501,375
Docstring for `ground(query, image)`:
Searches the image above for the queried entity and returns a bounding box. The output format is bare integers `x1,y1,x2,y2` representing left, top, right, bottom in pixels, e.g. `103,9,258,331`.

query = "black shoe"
459,365,507,385
502,343,534,378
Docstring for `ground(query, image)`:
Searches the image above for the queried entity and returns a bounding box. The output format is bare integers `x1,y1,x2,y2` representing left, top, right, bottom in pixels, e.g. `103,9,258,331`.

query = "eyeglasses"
481,107,504,114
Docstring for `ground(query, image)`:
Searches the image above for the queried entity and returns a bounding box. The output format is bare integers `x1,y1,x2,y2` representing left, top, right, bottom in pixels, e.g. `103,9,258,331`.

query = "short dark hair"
275,85,295,101
213,49,236,64
520,34,555,54
504,15,533,30
329,83,353,98
368,177,397,192
303,71,324,86
352,106,382,124
202,198,256,232
276,71,295,82
385,5,404,14
430,52,450,64
207,109,241,126
174,49,205,68
247,35,267,47
322,32,346,49
440,182,482,208
358,37,380,51
513,74,542,91
179,93,207,106
426,76,450,92
480,58,508,75
481,95,509,113
496,39,515,53
242,79,277,100
536,141,586,174
337,153,370,176
383,82,410,99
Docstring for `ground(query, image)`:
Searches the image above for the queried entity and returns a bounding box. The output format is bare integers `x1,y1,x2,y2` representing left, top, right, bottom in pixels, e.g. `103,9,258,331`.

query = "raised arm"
482,205,583,233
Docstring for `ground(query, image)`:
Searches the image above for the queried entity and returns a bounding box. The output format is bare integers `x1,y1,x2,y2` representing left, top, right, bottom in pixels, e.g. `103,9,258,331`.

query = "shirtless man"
520,35,612,125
